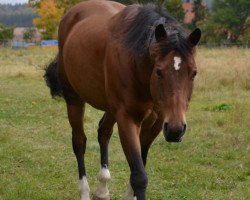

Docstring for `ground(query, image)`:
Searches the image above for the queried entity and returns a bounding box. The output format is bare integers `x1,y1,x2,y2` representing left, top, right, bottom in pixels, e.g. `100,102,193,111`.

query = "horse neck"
133,54,154,98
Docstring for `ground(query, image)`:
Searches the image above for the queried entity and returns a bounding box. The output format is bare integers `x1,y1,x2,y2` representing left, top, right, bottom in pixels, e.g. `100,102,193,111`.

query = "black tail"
44,56,63,98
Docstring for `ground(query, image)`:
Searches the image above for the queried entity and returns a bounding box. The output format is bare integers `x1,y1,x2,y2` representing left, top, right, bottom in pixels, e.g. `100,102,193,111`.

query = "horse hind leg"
67,102,90,200
94,112,115,200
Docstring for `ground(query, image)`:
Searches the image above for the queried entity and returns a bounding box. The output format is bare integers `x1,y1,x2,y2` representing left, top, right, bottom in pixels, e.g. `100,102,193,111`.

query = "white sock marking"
95,168,111,199
79,176,90,200
123,182,137,200
173,56,182,71
99,168,111,181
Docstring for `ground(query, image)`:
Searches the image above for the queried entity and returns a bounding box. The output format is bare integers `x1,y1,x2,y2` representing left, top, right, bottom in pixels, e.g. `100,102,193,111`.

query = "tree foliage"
116,0,184,23
212,0,250,43
32,0,64,39
29,0,84,11
164,0,185,24
29,0,85,39
192,0,209,28
133,0,166,7
23,27,36,41
199,0,250,44
113,0,132,4
29,0,250,44
0,24,14,40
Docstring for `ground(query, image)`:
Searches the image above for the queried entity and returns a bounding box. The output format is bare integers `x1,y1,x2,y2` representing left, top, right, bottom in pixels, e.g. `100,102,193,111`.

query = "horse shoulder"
104,43,153,123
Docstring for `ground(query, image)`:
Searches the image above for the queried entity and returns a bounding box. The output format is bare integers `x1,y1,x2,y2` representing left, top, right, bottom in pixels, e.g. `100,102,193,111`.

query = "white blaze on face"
173,56,182,71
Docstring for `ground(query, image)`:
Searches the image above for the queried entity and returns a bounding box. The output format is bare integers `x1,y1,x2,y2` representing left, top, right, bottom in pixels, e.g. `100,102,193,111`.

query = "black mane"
123,4,192,58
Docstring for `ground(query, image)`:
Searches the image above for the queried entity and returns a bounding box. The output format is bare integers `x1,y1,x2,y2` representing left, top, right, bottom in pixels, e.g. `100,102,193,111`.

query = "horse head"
150,25,201,142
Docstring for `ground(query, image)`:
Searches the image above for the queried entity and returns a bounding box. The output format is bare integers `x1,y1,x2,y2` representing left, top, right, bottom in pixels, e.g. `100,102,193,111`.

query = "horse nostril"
164,123,169,132
183,124,187,133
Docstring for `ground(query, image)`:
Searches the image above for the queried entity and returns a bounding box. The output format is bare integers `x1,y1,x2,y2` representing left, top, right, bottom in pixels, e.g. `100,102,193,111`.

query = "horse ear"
188,28,201,46
155,24,167,42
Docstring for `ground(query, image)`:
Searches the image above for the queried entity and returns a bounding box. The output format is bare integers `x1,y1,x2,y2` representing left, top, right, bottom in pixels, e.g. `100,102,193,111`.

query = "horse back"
58,0,124,50
58,0,125,109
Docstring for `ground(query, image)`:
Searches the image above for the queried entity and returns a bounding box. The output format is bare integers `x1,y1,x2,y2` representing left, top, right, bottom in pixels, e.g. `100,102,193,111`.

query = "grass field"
0,47,249,200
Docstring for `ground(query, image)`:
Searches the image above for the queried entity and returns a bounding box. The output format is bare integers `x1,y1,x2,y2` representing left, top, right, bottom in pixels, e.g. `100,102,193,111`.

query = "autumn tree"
32,0,64,39
29,0,85,11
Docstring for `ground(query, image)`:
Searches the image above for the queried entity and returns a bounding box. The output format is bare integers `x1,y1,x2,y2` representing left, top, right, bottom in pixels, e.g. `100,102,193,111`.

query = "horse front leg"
116,111,147,200
94,112,115,200
123,112,162,200
67,103,90,200
140,112,163,166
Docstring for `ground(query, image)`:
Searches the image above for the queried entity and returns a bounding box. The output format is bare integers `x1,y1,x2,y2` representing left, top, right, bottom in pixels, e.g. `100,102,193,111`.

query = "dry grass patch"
196,47,250,91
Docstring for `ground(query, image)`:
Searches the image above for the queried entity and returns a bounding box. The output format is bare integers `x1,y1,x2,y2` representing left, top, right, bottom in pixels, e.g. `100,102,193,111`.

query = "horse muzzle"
163,123,186,142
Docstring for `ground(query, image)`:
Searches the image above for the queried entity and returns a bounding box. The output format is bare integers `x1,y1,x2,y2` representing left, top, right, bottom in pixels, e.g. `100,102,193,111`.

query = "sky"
0,0,28,4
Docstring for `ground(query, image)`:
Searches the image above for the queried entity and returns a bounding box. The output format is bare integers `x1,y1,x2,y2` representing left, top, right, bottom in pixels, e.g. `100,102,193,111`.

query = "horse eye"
191,71,197,80
156,68,163,79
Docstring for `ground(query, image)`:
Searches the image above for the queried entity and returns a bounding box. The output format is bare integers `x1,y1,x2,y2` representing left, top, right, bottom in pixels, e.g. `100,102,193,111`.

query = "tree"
164,0,185,24
191,0,209,29
0,24,13,40
133,0,165,7
115,0,166,6
29,0,85,11
115,0,184,23
242,17,250,44
23,27,36,41
28,0,41,8
210,0,250,43
33,0,64,39
112,0,132,4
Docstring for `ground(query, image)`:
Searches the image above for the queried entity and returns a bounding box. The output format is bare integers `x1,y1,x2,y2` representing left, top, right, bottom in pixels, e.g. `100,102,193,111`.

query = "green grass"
0,47,249,199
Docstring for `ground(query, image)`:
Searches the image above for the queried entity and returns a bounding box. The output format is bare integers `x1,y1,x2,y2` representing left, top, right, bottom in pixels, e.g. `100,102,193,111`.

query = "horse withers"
44,0,201,199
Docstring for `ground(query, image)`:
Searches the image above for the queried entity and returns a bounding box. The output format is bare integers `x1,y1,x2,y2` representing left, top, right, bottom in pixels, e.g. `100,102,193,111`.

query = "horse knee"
72,132,87,154
98,119,114,144
97,113,115,145
98,128,111,145
130,170,148,193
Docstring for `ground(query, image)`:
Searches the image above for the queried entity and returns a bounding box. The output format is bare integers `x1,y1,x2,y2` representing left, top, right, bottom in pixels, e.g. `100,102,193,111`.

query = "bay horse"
44,0,201,199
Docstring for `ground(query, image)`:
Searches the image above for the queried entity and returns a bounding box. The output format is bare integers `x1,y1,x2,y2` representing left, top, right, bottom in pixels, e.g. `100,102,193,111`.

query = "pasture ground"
0,47,249,199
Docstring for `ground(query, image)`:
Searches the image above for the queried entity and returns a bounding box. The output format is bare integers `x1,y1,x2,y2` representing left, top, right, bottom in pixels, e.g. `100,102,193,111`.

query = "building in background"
182,1,194,24
182,0,212,24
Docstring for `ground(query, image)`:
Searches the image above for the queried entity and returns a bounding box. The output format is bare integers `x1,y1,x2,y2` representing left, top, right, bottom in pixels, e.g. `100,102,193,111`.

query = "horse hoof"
92,195,110,200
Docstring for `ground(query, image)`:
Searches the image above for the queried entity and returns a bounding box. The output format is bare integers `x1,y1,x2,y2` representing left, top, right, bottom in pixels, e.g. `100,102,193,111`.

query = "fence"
0,39,58,48
199,42,250,49
0,40,12,48
0,39,249,49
